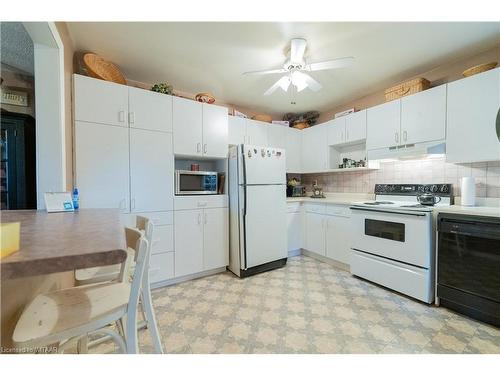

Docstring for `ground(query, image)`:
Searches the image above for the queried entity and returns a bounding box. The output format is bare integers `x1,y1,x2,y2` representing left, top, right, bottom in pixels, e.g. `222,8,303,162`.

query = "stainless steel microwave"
175,170,218,195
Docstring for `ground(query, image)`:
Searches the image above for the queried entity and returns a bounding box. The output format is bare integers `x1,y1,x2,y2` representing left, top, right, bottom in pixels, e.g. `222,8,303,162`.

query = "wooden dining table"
0,208,127,349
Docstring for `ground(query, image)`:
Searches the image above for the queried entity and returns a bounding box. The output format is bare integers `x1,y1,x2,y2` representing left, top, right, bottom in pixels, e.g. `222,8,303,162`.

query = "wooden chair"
13,227,148,354
74,216,164,354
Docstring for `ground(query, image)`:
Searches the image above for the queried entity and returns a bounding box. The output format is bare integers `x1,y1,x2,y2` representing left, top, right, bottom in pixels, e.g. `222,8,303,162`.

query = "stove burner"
363,201,395,205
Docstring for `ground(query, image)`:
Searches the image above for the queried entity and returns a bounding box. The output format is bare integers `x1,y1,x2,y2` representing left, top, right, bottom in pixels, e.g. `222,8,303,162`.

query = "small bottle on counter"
72,187,79,210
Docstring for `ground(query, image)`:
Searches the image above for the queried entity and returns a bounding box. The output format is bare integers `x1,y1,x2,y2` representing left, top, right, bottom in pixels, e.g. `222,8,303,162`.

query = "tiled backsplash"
299,157,500,198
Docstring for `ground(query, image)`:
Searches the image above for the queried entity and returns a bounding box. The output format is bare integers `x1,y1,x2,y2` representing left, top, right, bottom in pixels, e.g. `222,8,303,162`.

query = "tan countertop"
1,209,127,280
286,193,374,206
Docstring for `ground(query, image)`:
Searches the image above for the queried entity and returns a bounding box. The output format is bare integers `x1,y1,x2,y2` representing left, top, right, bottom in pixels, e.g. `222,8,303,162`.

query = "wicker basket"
292,121,310,130
252,114,272,123
384,78,430,102
83,53,127,85
462,62,497,77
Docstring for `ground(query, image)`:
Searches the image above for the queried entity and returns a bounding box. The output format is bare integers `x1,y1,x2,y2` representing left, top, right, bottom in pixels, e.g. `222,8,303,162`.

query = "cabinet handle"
119,198,126,211
403,130,408,142
129,112,135,124
197,143,201,153
203,144,207,154
341,131,344,142
197,213,202,225
204,213,207,224
346,129,349,140
118,111,125,123
197,202,207,207
395,132,399,143
131,198,136,210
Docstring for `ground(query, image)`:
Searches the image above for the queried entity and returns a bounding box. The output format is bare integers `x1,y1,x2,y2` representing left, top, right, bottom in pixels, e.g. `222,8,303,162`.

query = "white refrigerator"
228,144,287,277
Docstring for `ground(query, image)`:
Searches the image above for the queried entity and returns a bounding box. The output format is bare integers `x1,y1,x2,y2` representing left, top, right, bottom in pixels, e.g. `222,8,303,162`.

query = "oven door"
175,171,217,195
350,207,432,268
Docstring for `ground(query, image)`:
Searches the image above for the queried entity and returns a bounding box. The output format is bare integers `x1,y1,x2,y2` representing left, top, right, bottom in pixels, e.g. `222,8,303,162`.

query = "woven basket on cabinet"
384,78,430,102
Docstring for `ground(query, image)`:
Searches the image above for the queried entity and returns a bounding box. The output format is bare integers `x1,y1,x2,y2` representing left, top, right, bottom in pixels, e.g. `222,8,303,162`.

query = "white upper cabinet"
301,123,328,172
246,119,269,146
202,103,228,158
446,67,500,163
267,123,287,149
345,110,367,143
228,116,247,145
327,118,345,146
401,85,446,145
367,100,401,150
129,129,173,212
285,127,302,173
73,74,128,127
128,86,173,133
173,96,203,156
74,121,130,210
173,97,228,158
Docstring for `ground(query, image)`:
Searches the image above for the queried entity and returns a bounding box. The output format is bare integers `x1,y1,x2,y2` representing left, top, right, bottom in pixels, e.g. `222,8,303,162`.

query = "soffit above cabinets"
66,22,500,116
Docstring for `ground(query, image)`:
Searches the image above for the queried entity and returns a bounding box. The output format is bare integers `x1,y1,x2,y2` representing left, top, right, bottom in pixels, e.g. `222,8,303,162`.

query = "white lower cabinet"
326,215,351,264
287,211,303,252
305,212,326,256
174,204,228,278
150,252,175,284
174,209,204,277
203,208,229,270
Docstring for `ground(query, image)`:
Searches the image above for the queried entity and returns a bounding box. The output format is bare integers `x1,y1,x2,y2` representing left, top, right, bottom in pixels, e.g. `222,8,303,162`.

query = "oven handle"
350,206,428,217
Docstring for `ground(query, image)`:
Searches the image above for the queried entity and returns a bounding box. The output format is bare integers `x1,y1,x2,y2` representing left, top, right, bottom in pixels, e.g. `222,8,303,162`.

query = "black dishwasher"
437,213,500,326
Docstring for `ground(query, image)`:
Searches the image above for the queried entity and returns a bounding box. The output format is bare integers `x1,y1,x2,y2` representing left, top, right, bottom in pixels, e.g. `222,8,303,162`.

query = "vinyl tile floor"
91,255,500,354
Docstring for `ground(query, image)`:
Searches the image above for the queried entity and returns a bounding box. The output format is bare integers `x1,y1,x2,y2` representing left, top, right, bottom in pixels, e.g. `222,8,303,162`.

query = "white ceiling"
67,22,500,116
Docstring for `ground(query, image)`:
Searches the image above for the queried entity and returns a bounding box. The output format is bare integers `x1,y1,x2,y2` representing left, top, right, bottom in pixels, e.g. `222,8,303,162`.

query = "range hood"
367,140,446,161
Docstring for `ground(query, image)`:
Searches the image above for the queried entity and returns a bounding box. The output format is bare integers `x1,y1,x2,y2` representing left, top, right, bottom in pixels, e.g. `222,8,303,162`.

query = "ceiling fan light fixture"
291,71,308,92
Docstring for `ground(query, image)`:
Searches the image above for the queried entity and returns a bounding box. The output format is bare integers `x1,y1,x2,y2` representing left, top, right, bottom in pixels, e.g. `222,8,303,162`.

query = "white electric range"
349,184,453,304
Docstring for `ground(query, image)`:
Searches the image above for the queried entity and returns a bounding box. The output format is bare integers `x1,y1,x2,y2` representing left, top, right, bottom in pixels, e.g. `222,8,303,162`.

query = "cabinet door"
326,118,345,146
128,87,173,133
246,119,268,146
202,103,228,158
401,85,446,145
446,68,500,163
305,212,326,256
228,116,247,145
173,96,203,156
129,129,173,212
75,121,130,210
301,124,328,172
287,211,303,252
150,252,174,284
366,100,401,150
267,123,287,149
326,215,351,264
73,74,128,127
345,110,367,143
285,127,302,173
203,207,229,270
174,209,203,277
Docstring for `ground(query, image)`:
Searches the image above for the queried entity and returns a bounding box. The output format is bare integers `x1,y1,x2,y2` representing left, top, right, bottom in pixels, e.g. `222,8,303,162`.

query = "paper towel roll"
461,176,476,206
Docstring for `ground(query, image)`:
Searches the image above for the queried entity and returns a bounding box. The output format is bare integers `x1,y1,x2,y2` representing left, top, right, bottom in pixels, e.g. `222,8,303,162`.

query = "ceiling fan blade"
264,76,290,96
242,68,287,76
290,38,307,63
294,71,322,92
306,56,355,72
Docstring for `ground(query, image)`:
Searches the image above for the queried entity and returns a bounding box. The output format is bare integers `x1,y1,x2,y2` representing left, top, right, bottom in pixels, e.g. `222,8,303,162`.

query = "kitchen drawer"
121,211,173,227
304,202,326,214
325,204,350,217
151,224,174,255
287,202,302,213
149,252,174,284
174,195,228,210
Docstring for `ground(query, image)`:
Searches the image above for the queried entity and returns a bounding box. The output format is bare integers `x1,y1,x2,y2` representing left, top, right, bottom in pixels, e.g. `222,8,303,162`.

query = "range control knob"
440,185,449,193
430,185,438,193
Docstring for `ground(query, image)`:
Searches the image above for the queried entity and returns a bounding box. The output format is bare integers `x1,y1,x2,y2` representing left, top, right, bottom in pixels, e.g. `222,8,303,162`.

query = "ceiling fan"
243,38,354,96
